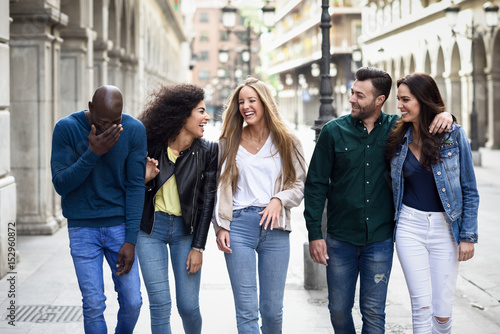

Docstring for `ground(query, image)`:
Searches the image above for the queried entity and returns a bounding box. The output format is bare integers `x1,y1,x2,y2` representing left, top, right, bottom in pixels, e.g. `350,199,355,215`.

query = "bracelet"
192,247,204,253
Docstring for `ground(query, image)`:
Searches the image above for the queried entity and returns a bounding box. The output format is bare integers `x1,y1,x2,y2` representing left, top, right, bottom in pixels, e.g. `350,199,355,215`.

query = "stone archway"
436,46,446,103
424,51,431,74
389,58,397,114
489,31,500,148
448,42,463,126
409,54,415,73
473,37,487,147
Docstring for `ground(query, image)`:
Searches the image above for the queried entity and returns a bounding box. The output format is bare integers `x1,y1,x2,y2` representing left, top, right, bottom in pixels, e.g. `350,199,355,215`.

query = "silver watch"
192,247,204,253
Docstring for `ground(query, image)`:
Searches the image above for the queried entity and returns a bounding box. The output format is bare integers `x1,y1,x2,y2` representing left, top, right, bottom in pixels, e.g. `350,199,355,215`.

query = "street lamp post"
221,0,275,77
445,2,499,166
314,0,337,141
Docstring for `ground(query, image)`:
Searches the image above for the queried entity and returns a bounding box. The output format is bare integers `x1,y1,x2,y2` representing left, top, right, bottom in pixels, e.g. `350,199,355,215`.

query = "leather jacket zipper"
151,160,173,232
190,151,199,234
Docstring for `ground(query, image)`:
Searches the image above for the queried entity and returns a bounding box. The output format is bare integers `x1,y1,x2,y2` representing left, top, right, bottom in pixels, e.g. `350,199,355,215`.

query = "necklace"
242,129,267,152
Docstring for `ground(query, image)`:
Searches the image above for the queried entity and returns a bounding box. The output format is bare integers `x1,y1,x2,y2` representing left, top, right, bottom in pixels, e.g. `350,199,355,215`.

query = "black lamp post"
314,0,337,141
445,2,499,164
221,0,276,77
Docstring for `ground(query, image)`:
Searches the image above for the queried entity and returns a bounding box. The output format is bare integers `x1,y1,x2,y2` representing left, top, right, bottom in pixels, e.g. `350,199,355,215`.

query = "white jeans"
395,204,459,334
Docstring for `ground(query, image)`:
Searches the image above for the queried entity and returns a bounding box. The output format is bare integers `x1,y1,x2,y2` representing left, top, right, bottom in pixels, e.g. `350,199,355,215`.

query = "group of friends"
50,66,479,334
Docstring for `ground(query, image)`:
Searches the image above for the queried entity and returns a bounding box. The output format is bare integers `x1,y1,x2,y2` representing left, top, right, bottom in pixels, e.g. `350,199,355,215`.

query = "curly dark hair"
386,73,446,167
138,83,205,152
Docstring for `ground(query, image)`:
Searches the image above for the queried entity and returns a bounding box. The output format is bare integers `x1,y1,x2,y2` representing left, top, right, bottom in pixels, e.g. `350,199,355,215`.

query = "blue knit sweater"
51,110,146,244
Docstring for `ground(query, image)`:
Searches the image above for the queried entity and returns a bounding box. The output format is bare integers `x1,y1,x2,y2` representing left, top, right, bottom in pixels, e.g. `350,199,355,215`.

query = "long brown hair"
218,76,304,192
386,73,446,166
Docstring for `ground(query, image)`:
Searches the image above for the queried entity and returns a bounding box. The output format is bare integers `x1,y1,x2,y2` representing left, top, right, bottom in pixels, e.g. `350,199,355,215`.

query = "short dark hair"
355,67,392,105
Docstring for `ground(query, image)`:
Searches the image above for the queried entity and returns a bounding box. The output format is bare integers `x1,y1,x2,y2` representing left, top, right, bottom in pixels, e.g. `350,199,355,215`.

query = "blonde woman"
213,76,307,333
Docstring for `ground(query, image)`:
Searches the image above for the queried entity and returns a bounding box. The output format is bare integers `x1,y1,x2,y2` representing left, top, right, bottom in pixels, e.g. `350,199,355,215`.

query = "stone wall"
0,0,17,278
0,0,191,278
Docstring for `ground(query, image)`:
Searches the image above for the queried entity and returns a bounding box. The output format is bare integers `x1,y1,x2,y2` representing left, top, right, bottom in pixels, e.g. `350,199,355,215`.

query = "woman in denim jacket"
386,73,479,333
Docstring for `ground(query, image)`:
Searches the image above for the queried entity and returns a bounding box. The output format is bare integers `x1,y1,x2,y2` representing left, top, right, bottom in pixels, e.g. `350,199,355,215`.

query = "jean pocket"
68,226,83,233
232,209,243,218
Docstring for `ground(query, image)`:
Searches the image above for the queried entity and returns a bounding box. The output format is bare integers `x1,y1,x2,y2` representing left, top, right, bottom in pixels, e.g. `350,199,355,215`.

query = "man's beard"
351,98,377,121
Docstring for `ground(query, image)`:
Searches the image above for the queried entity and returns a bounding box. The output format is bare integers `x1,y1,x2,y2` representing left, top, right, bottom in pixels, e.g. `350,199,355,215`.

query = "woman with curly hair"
136,83,218,334
387,73,479,333
213,76,307,333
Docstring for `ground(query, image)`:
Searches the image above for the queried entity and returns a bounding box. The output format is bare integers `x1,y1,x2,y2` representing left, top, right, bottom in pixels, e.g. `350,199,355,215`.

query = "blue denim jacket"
390,124,479,245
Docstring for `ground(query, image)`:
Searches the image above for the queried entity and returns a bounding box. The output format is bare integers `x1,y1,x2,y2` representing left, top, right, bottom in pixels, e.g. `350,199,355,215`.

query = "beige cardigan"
212,136,307,234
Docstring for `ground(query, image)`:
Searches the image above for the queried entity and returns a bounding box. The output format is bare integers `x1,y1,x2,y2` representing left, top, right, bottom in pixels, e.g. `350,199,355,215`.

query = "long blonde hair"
219,76,304,192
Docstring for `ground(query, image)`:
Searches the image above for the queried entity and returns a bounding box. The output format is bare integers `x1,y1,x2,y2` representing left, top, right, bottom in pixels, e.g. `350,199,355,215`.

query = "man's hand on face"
116,242,135,276
88,123,123,155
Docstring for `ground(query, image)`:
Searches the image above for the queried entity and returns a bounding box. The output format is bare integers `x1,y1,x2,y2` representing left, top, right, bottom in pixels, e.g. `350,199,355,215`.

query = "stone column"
475,70,488,147
59,26,96,119
461,73,472,138
486,70,500,148
0,0,17,279
445,73,463,125
9,3,68,235
108,47,123,87
120,55,137,115
93,38,112,87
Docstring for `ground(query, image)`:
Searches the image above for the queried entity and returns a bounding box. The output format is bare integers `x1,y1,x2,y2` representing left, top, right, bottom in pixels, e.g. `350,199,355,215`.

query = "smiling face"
348,79,382,121
397,83,421,126
181,100,210,140
238,86,266,128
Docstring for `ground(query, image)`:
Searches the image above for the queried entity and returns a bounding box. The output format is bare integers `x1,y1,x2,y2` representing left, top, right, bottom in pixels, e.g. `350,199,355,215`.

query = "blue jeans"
325,235,394,334
225,206,290,334
136,211,202,334
68,223,142,334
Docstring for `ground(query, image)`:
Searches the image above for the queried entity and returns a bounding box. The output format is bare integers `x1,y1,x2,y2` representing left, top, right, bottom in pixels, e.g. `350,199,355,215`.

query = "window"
199,12,208,22
199,69,210,80
199,51,209,62
200,32,209,42
220,31,229,41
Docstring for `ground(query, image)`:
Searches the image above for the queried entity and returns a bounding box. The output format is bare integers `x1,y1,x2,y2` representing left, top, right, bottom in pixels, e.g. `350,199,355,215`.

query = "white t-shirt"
232,135,281,210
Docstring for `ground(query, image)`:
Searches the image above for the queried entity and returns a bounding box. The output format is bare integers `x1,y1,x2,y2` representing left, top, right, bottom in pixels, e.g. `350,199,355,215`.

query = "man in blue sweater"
51,85,147,333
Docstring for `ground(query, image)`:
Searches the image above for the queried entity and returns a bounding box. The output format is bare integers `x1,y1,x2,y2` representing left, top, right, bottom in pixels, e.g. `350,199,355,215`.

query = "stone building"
0,0,192,278
191,0,262,122
360,0,500,149
268,0,362,126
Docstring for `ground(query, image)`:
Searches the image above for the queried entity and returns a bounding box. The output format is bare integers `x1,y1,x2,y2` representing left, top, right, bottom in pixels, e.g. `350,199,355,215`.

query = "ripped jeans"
396,204,459,334
325,235,393,334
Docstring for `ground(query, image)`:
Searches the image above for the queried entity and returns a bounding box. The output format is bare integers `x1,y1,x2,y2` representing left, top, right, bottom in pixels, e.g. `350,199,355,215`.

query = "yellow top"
154,147,182,216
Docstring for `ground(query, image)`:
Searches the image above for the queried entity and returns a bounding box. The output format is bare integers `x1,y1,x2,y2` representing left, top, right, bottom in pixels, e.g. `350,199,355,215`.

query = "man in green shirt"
304,67,452,333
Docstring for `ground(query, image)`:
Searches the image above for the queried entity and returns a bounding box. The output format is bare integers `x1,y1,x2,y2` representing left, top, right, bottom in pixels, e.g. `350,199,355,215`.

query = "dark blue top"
402,149,444,212
51,110,147,244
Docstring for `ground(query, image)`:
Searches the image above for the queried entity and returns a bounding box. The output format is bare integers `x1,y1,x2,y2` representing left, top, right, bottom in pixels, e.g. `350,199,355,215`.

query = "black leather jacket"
140,138,218,249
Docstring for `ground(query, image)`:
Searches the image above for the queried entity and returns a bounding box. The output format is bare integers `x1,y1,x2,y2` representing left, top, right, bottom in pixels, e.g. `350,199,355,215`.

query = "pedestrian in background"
387,73,479,333
213,76,307,333
304,67,453,333
51,85,146,333
137,83,218,334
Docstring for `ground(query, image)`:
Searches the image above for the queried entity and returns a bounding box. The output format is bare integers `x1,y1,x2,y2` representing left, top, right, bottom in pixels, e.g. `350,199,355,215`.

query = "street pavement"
1,122,499,333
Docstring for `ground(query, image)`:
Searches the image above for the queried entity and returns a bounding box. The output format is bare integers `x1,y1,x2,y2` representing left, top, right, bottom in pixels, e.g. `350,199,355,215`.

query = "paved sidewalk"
1,123,499,333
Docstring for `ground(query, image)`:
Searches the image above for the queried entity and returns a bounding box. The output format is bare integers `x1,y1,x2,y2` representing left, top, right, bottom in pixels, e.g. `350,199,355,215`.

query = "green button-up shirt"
304,113,399,246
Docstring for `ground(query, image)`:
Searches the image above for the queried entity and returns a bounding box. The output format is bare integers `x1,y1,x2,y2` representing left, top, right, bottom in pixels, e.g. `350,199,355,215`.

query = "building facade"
191,0,262,122
0,0,191,278
268,0,362,126
360,0,500,149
